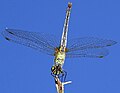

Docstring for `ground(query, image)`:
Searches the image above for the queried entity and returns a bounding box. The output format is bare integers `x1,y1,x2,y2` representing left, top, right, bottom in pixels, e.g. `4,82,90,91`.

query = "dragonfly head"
51,65,63,75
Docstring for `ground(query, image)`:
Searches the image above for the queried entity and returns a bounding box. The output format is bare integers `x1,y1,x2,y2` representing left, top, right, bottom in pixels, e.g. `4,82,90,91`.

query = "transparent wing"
66,37,117,58
2,28,59,56
66,48,109,58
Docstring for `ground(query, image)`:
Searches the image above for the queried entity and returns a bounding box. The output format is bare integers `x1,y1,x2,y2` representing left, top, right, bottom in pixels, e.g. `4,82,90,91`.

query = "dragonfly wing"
66,37,117,58
67,37,117,51
66,48,109,58
2,28,59,56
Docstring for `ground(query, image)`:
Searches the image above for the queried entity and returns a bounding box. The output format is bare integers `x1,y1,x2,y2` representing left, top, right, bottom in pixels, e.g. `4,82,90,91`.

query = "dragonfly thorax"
54,47,67,66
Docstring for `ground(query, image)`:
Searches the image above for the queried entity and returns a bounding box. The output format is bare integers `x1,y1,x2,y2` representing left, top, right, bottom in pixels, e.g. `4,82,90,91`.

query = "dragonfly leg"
51,65,68,82
59,70,67,82
51,70,67,83
51,72,56,77
63,70,67,82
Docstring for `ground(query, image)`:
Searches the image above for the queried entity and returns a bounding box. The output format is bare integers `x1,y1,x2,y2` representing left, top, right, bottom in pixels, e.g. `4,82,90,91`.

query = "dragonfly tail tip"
68,2,72,8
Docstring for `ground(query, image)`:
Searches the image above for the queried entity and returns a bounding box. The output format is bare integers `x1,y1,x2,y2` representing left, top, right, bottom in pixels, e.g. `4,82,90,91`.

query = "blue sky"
0,0,119,93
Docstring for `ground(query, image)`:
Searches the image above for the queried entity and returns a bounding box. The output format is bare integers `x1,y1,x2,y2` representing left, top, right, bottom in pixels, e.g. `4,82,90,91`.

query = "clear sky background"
0,0,119,93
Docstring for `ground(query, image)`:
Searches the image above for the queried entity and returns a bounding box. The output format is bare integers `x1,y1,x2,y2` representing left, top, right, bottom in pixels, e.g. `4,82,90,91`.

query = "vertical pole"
54,76,72,93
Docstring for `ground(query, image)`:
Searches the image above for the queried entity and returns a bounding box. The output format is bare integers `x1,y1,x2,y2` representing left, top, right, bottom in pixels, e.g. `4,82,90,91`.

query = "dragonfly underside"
2,2,117,81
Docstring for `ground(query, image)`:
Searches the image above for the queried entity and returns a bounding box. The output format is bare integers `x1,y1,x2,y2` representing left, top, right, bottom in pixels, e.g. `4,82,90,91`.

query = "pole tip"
68,2,72,8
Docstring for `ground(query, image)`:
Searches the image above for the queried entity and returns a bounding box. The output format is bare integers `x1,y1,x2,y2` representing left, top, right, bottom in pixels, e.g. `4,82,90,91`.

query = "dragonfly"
2,2,117,81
